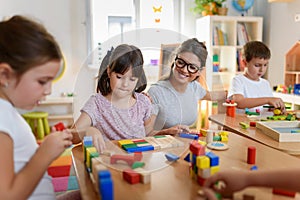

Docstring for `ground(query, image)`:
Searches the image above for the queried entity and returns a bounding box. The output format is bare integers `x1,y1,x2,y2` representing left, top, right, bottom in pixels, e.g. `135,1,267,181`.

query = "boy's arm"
232,94,285,110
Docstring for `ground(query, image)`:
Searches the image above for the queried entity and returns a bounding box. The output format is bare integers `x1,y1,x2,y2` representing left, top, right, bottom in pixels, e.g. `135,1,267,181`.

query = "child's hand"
204,170,250,196
268,97,285,110
39,130,73,160
165,125,190,135
202,188,219,200
86,127,106,153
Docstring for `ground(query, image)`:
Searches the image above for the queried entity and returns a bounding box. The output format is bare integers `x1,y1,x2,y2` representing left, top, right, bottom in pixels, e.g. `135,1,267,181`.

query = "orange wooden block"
50,155,72,167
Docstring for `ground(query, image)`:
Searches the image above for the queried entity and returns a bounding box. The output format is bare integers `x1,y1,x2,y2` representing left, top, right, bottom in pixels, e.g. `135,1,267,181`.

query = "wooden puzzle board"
118,135,184,153
95,136,190,173
256,121,300,142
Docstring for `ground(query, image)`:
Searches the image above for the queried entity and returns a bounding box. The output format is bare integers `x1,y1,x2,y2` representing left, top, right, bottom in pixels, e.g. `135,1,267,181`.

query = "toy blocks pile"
188,140,220,186
117,135,184,153
83,136,114,200
48,146,79,192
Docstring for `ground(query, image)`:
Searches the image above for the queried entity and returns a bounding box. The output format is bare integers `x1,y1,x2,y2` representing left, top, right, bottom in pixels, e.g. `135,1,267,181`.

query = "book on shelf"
237,22,249,46
213,26,227,46
213,26,219,45
236,49,245,72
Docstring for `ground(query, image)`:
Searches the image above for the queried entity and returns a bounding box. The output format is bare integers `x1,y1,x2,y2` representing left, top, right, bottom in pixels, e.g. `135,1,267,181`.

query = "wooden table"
72,133,300,200
209,114,300,155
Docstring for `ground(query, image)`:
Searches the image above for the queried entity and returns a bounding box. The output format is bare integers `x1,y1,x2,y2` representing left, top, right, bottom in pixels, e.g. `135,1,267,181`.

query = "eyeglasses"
174,56,201,74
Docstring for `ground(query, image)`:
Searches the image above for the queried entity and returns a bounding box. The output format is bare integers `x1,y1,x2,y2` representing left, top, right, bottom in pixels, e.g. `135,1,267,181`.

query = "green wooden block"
132,161,145,169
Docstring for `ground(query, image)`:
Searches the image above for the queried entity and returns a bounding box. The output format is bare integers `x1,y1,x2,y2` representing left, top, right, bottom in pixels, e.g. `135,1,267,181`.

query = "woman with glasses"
147,38,226,135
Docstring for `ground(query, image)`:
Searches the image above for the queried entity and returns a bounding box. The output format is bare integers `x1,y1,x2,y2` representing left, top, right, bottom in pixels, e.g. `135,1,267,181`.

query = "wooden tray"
256,121,300,142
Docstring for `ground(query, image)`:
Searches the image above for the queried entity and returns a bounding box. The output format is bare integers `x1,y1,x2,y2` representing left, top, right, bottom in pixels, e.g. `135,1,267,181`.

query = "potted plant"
193,0,227,16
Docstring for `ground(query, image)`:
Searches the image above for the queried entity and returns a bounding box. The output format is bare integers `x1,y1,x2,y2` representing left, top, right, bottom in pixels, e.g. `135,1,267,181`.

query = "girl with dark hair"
72,44,152,152
0,15,76,199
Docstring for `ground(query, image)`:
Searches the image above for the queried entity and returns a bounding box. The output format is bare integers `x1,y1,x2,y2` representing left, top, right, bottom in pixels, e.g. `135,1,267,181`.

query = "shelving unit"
18,97,74,127
196,16,263,91
38,97,74,127
284,41,300,87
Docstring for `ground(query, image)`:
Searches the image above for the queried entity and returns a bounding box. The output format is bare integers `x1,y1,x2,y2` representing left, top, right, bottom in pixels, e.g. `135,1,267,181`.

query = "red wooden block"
247,146,256,164
272,188,296,197
189,140,205,156
54,122,66,131
111,154,135,166
48,165,71,177
123,169,140,184
226,106,236,117
133,152,143,161
197,176,206,186
249,121,256,127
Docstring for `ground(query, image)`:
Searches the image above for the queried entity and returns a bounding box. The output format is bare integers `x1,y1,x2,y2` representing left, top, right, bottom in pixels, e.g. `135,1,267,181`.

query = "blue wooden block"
165,153,179,161
179,133,199,140
83,136,93,147
98,170,111,179
250,165,258,171
99,178,114,200
67,176,79,190
206,151,219,166
126,145,154,153
184,153,190,162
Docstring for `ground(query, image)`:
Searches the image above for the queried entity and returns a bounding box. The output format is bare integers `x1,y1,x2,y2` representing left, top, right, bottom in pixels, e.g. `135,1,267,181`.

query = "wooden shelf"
284,42,300,87
48,114,73,120
37,97,74,126
196,16,263,91
40,97,73,105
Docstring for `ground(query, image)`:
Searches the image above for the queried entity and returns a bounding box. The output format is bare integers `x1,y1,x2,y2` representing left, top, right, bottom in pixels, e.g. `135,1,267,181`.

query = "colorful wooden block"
196,156,210,169
272,188,296,197
165,153,179,161
123,169,140,184
179,133,199,140
190,140,205,156
247,146,256,164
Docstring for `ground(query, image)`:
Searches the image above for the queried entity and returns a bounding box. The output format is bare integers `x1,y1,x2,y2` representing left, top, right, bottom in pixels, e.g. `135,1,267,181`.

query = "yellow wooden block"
196,156,210,169
210,166,220,175
198,140,207,146
200,129,208,137
221,135,228,142
86,147,97,168
118,140,134,147
218,131,229,136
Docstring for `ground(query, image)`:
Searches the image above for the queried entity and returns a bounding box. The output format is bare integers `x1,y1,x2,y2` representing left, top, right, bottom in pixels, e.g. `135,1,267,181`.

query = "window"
86,0,185,87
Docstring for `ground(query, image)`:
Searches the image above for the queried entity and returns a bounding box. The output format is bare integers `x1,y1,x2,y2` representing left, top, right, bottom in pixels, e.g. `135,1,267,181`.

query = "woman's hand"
161,124,190,135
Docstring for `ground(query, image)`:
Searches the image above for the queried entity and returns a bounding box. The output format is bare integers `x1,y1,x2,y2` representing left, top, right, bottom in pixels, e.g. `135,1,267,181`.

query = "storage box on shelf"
196,16,263,91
